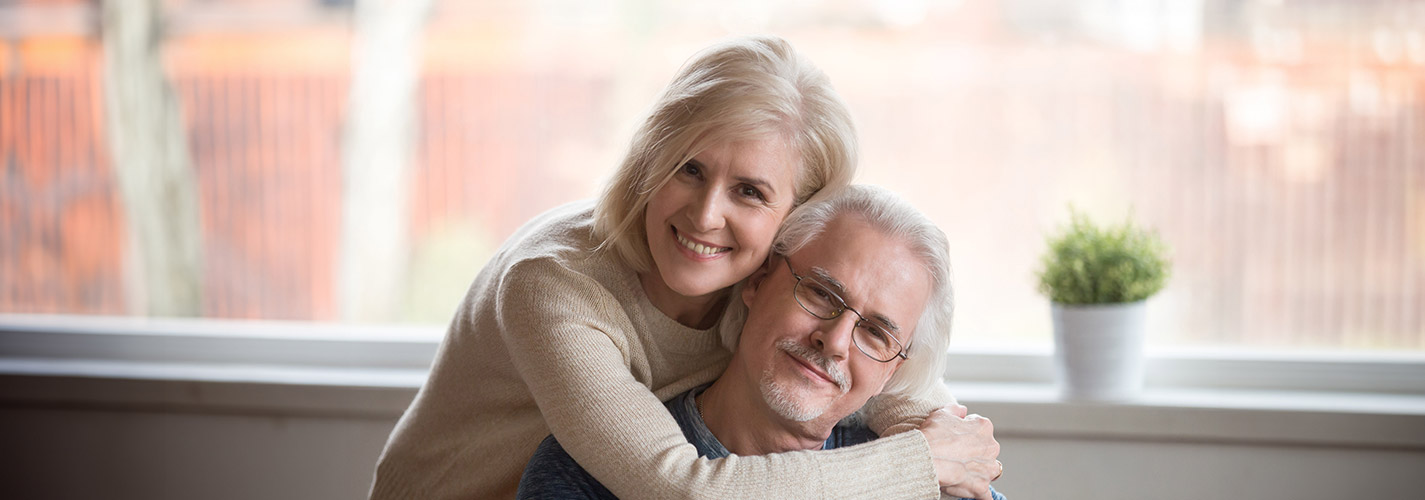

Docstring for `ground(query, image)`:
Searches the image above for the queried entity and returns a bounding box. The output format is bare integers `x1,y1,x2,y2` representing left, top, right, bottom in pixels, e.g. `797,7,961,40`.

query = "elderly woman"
369,35,1000,500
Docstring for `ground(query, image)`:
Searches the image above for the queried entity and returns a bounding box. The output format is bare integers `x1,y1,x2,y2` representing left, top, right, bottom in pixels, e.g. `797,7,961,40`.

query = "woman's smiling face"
642,135,801,307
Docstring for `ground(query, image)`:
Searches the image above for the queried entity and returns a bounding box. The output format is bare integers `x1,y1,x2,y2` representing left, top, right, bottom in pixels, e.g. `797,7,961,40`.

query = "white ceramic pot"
1051,300,1148,401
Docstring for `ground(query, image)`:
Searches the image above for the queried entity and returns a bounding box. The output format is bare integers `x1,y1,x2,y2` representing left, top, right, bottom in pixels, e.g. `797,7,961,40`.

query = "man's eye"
859,325,893,347
809,284,830,299
807,284,838,306
798,282,832,309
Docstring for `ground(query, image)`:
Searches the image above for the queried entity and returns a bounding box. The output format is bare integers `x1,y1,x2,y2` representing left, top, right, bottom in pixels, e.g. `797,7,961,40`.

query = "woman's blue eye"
680,162,701,177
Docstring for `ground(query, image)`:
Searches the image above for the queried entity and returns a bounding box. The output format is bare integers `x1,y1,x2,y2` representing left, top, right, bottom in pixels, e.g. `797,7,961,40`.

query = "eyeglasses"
784,258,909,362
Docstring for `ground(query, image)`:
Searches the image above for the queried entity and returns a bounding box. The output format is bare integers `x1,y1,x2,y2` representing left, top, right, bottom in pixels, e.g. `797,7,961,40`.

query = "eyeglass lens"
792,277,904,362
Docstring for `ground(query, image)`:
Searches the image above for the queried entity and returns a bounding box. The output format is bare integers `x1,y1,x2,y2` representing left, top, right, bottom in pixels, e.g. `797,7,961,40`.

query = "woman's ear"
742,255,781,307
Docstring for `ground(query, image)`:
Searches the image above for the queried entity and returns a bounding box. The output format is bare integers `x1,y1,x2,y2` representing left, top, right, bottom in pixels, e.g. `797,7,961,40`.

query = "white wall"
993,436,1425,498
2,319,1421,499
2,379,1423,500
0,408,392,500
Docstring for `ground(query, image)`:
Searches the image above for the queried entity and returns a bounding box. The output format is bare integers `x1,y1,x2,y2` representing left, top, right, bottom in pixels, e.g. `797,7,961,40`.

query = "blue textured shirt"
516,385,1006,499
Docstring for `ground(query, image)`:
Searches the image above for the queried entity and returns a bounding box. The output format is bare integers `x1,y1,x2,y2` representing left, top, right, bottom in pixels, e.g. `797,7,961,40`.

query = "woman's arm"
861,382,958,436
860,375,1003,500
498,258,941,500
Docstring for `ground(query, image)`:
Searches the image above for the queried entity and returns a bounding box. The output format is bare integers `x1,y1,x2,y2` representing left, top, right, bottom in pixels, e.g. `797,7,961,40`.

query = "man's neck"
696,375,835,455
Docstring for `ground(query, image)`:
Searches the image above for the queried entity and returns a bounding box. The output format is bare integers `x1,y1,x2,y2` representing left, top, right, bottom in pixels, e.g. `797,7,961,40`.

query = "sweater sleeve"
497,259,942,500
862,382,959,437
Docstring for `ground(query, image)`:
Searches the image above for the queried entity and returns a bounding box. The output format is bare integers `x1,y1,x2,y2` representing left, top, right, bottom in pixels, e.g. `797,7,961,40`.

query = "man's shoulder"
664,385,728,458
826,420,878,449
515,389,706,500
516,435,619,500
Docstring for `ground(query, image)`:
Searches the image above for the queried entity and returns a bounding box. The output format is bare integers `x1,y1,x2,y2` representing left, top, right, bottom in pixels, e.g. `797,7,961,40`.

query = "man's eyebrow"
809,266,846,295
810,266,903,333
869,313,902,333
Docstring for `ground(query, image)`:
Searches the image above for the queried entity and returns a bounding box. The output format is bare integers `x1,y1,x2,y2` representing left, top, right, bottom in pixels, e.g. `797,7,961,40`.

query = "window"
2,0,1421,355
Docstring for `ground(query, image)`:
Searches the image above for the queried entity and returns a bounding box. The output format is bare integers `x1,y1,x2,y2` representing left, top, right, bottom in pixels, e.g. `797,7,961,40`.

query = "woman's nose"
688,188,726,232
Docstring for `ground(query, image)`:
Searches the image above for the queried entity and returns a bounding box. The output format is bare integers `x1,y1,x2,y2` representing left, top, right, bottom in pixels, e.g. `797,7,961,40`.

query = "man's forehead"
788,223,915,327
801,260,903,331
791,217,887,283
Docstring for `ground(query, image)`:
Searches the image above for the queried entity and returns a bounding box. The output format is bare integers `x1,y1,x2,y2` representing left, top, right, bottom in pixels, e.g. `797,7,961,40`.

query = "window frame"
4,313,1423,397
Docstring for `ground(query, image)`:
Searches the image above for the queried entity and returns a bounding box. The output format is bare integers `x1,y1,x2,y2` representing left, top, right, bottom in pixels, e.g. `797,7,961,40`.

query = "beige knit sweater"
369,201,947,499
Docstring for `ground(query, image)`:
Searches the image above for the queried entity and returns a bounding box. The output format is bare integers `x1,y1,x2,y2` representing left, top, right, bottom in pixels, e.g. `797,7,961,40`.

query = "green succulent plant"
1037,208,1171,305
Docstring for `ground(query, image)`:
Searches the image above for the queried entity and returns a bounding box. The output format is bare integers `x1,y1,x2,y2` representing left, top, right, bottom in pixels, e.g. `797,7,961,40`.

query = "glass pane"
1,0,1420,352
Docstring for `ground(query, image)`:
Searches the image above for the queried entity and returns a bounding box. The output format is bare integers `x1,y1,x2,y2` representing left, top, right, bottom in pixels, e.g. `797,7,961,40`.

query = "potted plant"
1037,208,1170,401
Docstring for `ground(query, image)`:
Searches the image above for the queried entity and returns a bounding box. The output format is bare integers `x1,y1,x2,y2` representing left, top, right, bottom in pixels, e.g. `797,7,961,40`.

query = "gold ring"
993,460,1003,481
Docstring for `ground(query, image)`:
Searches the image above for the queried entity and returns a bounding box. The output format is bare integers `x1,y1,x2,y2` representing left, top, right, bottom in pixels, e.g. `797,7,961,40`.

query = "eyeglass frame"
782,258,910,362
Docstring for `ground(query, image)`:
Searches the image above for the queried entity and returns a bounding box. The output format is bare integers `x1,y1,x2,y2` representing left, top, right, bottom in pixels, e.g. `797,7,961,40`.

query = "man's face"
734,215,934,427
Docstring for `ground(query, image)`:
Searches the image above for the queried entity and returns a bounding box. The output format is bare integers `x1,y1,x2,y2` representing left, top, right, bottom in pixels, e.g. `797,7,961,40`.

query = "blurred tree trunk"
102,0,203,317
337,0,434,322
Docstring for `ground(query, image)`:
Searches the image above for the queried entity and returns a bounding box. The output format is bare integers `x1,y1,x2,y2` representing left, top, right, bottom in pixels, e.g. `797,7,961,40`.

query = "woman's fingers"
919,409,1000,499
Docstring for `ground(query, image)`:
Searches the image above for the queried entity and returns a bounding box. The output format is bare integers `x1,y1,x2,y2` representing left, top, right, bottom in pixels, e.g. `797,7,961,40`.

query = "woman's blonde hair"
593,35,858,272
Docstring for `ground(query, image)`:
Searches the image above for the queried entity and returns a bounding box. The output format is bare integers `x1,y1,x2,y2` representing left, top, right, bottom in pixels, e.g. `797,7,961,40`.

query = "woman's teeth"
676,232,729,256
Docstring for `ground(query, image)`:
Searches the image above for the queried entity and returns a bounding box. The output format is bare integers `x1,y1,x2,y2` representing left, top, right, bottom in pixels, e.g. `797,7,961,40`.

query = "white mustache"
776,339,850,393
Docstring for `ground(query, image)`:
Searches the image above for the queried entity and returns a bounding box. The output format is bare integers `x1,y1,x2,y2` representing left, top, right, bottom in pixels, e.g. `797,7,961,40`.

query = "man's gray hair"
718,185,954,401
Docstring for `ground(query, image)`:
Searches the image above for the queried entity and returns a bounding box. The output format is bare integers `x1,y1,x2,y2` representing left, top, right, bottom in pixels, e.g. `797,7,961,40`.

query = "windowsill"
2,313,1423,449
950,382,1425,450
2,357,1423,450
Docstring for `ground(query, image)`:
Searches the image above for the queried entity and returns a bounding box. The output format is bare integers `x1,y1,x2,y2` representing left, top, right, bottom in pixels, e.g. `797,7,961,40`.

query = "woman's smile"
673,227,732,258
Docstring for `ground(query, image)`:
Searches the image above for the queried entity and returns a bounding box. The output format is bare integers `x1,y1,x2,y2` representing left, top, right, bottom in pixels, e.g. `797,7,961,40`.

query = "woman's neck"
639,271,730,329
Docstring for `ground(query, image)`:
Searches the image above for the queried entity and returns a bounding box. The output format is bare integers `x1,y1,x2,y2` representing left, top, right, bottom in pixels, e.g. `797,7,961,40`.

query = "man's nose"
810,314,856,362
687,187,726,232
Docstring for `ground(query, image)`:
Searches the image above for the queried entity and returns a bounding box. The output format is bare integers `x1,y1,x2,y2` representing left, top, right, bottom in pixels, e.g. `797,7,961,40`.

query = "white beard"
758,340,850,422
759,367,830,422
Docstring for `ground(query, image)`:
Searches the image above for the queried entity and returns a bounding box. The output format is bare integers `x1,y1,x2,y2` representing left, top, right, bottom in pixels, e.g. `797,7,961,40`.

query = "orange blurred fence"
1,65,125,317
1,50,608,321
0,22,1421,349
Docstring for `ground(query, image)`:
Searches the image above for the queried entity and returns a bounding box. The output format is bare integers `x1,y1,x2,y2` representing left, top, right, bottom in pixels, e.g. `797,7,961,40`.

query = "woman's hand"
917,406,1000,500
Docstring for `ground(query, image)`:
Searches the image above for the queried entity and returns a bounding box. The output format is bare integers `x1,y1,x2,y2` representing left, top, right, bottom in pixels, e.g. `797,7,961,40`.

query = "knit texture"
369,201,946,499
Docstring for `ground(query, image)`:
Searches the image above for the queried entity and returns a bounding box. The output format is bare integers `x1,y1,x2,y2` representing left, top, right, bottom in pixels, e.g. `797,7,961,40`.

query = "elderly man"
518,186,1004,500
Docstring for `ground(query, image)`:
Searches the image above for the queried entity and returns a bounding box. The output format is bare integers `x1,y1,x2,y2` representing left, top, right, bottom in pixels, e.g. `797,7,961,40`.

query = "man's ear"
742,254,781,307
